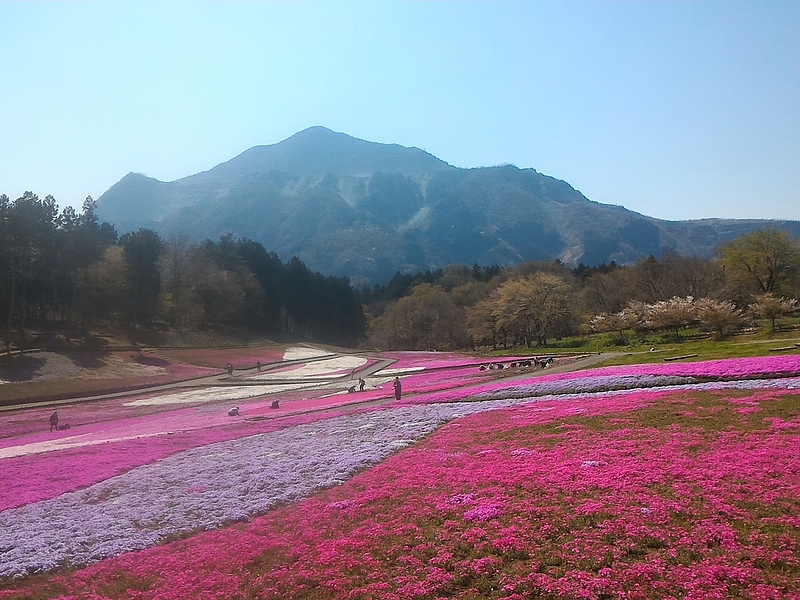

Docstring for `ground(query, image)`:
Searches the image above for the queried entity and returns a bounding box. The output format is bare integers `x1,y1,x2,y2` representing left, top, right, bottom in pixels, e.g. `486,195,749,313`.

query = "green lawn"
483,318,800,365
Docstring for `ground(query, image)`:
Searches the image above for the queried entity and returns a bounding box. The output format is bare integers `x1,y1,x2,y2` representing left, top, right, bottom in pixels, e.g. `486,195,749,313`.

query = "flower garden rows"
0,352,798,599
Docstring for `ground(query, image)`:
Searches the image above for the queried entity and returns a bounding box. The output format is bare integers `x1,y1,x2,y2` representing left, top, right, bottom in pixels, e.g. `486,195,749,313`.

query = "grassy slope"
0,328,283,406
483,318,800,365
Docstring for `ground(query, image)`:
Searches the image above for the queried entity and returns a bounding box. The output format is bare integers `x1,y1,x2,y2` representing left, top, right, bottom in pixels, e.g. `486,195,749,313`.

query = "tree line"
1,192,366,349
363,228,800,350
3,190,798,353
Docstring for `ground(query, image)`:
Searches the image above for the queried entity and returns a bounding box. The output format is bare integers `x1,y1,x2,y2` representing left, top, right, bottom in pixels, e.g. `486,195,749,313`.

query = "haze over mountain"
96,127,800,287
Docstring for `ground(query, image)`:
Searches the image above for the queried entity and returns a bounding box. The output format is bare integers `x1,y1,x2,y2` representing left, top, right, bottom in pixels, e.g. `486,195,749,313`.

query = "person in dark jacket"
392,377,402,400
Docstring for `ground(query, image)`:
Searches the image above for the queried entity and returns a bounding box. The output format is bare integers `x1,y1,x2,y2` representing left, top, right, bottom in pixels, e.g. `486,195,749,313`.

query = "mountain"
96,126,800,287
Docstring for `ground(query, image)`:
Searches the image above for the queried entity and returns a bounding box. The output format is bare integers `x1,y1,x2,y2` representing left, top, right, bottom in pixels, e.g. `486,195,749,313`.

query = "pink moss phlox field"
0,400,247,453
6,387,796,599
395,355,800,406
0,379,246,441
1,370,382,445
390,367,497,395
0,373,415,507
1,404,485,576
1,371,437,513
537,354,800,381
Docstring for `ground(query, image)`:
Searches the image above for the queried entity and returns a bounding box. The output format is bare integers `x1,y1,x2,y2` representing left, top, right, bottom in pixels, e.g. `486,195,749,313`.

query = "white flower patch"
473,375,696,401
123,383,314,407
580,460,606,468
0,431,171,460
250,356,367,380
282,347,332,361
375,366,426,376
388,439,417,450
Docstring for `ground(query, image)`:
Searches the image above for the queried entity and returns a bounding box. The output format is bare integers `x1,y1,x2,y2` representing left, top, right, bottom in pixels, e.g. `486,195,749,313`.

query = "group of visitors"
347,377,368,394
225,360,265,377
479,357,553,371
347,376,402,400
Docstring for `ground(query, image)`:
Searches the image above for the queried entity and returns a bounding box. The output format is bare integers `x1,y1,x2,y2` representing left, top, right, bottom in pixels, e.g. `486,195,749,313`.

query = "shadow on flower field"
0,352,798,599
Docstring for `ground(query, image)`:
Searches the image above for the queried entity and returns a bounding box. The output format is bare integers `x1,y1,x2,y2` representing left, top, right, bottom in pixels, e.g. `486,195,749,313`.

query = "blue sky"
1,0,798,221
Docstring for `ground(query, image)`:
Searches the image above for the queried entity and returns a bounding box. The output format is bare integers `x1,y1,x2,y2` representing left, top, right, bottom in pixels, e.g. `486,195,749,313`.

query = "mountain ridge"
96,127,800,287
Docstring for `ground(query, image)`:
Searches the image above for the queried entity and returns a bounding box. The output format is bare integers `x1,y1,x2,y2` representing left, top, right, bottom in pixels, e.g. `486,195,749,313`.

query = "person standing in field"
49,411,59,432
392,377,402,400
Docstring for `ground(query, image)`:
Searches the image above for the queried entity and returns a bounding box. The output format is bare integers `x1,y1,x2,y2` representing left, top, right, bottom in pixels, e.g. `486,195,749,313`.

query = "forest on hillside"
1,192,799,352
360,229,800,350
0,193,365,349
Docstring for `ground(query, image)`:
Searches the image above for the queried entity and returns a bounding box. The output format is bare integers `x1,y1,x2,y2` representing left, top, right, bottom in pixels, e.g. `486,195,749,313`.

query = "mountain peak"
194,127,453,181
291,125,344,138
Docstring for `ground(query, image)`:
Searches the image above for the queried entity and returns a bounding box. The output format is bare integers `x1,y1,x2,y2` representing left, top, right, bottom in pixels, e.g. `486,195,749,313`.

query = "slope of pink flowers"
398,354,800,406
2,384,797,600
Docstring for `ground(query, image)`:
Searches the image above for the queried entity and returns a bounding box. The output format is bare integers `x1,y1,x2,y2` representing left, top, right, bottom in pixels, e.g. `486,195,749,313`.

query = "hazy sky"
1,0,798,221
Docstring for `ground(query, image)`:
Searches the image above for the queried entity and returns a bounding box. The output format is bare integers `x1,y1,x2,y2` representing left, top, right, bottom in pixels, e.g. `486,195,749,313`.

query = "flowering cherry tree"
695,297,743,336
750,292,798,331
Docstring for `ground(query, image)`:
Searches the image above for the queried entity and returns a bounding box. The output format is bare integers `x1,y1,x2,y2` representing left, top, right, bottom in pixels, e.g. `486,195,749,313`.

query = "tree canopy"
718,227,800,297
1,192,367,349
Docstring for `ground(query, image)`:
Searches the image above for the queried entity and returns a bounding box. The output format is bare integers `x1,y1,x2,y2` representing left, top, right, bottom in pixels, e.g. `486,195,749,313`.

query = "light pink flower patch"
326,500,358,510
463,504,502,522
446,493,476,505
185,484,207,494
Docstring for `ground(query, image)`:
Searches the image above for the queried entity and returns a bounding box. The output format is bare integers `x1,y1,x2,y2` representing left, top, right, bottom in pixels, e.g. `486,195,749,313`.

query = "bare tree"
494,273,577,347
161,234,196,327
